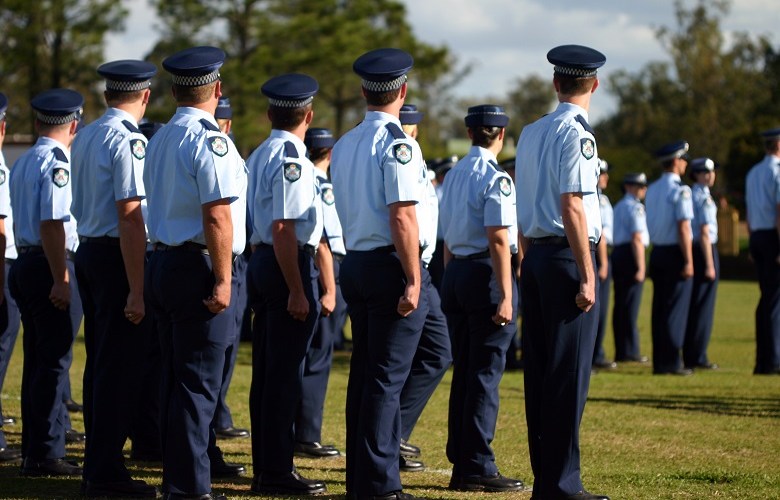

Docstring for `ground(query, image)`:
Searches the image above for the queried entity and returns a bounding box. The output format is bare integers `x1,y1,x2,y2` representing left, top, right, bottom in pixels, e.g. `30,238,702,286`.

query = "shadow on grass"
589,394,780,418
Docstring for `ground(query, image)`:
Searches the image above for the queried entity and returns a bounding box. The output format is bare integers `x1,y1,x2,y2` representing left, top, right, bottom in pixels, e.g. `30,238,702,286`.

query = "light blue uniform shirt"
599,193,613,245
0,152,15,260
10,136,73,248
612,194,649,246
315,169,346,257
745,155,780,231
71,108,146,238
419,166,439,265
330,111,426,251
691,184,718,243
515,102,601,242
440,146,516,257
144,107,247,255
645,172,693,245
247,129,323,249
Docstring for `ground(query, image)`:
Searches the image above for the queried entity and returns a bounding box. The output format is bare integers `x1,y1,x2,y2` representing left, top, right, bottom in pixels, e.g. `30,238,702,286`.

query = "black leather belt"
256,242,316,258
17,246,43,255
371,244,424,256
79,236,120,246
454,250,490,260
529,236,596,251
154,241,209,255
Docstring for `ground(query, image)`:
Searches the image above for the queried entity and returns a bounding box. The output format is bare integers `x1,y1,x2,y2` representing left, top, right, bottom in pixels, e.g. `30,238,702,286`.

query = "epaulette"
488,159,502,172
52,147,68,163
199,118,220,132
385,122,405,140
284,141,299,159
121,120,141,134
575,115,595,135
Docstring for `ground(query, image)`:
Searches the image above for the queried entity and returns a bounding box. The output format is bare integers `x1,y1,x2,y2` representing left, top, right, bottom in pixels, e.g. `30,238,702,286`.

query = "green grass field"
1,280,779,499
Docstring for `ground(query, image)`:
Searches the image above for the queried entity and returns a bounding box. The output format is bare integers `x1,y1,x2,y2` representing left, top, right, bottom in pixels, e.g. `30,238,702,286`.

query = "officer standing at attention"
8,88,83,476
70,59,158,498
645,141,694,376
684,157,719,371
246,73,330,496
745,128,780,375
515,45,609,500
293,127,345,460
439,104,522,493
610,173,649,363
593,159,616,370
330,48,428,500
144,46,247,500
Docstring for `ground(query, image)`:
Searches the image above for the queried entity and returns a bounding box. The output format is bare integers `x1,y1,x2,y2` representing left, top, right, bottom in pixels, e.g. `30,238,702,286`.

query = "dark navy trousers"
9,251,76,460
684,243,719,367
75,241,152,483
0,260,20,448
399,266,451,442
593,256,611,365
146,249,235,496
249,245,319,474
610,244,645,361
649,245,693,373
521,243,598,498
441,257,515,477
341,250,427,497
749,230,780,373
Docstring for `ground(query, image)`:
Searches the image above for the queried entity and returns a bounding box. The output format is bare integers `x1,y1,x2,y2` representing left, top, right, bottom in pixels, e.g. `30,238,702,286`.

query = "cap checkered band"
36,109,82,125
466,110,506,118
361,74,407,92
105,79,152,92
554,65,598,77
172,69,220,87
268,96,314,108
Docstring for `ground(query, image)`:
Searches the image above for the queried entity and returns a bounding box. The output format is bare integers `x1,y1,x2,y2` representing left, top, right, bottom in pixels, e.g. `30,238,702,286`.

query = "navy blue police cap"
689,157,717,173
547,44,606,77
655,140,689,162
304,127,335,150
0,92,7,119
400,104,423,125
623,172,648,186
97,60,157,92
215,96,232,119
261,73,319,108
31,88,84,125
430,155,458,176
353,48,414,92
139,121,164,140
465,104,509,128
760,128,780,141
598,158,609,173
163,46,225,87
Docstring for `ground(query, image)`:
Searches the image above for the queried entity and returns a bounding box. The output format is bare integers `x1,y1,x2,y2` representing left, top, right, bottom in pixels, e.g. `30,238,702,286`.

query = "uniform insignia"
0,170,5,186
322,187,335,205
53,167,69,188
682,189,691,199
394,143,412,165
130,139,146,160
208,136,229,157
284,162,301,182
636,205,645,216
499,177,512,197
580,138,595,160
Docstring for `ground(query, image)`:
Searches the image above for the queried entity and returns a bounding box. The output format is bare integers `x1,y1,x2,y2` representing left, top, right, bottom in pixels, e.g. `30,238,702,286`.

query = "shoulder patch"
121,120,141,134
284,141,299,159
635,204,645,216
284,162,301,182
322,186,335,205
52,167,70,188
130,138,146,160
498,176,512,197
385,122,405,140
52,147,68,164
199,118,220,132
574,115,595,135
0,170,6,186
208,136,229,157
682,188,691,199
580,138,595,160
393,143,413,165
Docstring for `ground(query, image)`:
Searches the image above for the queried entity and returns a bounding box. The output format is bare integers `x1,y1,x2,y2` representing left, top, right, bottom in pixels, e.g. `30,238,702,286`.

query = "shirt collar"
176,106,220,128
556,102,589,123
270,128,306,154
469,145,498,164
37,136,70,158
364,110,402,128
663,172,681,182
105,107,138,126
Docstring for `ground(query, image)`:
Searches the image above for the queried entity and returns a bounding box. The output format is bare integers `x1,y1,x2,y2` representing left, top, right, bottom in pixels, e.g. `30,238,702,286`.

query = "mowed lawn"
0,280,778,499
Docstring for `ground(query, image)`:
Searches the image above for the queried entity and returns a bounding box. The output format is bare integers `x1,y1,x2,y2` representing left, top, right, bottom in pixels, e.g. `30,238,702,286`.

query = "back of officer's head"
464,105,508,148
353,48,413,107
261,73,318,132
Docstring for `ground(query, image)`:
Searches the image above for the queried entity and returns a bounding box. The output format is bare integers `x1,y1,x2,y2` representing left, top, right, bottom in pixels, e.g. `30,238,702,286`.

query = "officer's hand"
704,266,716,281
49,281,71,311
598,265,608,282
288,290,310,322
634,269,646,283
319,291,336,317
575,280,596,312
124,291,145,324
397,284,419,317
203,280,231,314
681,261,694,279
492,298,513,327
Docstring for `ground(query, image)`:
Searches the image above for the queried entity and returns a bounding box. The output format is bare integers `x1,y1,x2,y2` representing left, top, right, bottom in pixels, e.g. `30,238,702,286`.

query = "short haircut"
660,158,676,170
470,126,502,148
105,89,146,106
173,81,217,104
36,120,74,135
364,87,401,106
554,74,596,96
765,138,780,154
308,147,331,164
268,103,310,131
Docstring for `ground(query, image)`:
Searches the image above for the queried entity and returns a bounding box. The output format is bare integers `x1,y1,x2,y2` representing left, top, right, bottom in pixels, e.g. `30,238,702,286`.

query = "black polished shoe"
592,360,617,370
449,473,524,492
65,429,87,443
294,441,341,458
210,460,246,478
654,368,694,376
399,456,425,472
251,469,327,496
214,426,249,439
0,447,22,461
65,398,83,413
21,457,83,476
754,366,780,375
2,416,16,425
163,493,226,500
566,491,610,500
399,439,420,458
361,492,420,500
85,479,159,498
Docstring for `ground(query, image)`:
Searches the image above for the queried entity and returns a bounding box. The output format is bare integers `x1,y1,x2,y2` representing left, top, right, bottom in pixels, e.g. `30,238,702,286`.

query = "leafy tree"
503,74,556,142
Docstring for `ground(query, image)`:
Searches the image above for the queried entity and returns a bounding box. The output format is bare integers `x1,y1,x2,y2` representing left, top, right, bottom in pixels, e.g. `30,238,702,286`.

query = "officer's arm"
389,201,420,316
597,236,608,281
116,198,145,323
315,237,336,317
561,192,596,311
0,218,5,305
40,219,70,310
631,231,645,282
272,219,308,321
487,226,513,325
700,223,715,280
202,199,233,313
678,219,693,279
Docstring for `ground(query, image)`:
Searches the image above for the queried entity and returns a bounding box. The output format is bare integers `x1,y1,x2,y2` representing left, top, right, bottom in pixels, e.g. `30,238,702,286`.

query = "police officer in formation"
645,141,694,376
144,46,247,500
70,59,158,498
439,104,522,493
330,48,428,500
745,128,780,375
684,157,719,371
8,88,84,477
611,173,650,363
593,159,616,370
515,44,610,500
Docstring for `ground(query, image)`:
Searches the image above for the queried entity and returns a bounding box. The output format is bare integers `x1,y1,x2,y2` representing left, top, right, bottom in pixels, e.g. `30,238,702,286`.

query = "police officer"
70,59,158,498
515,45,609,500
439,104,522,493
646,141,694,376
427,156,458,291
611,173,650,363
144,46,247,500
594,159,616,370
330,48,428,500
293,127,344,460
9,88,83,476
684,157,719,371
247,73,329,496
745,128,780,375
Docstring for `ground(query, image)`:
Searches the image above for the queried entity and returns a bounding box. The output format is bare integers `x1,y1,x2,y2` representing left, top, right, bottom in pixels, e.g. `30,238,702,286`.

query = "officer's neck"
558,93,591,113
112,101,145,123
366,100,403,119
